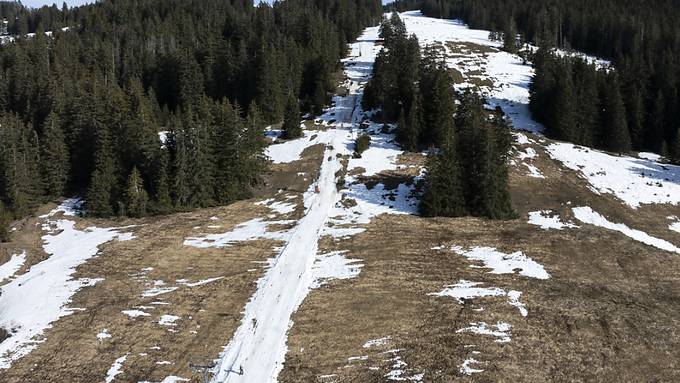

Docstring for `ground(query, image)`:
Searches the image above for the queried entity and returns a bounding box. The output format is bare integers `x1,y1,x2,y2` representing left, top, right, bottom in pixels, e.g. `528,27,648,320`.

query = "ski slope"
209,25,380,383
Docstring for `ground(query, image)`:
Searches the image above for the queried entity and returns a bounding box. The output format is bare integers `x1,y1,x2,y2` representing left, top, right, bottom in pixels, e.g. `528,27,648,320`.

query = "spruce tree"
550,61,577,142
420,145,467,217
85,126,115,217
40,111,69,198
0,202,10,242
124,167,149,218
283,95,302,139
601,75,632,152
503,20,518,54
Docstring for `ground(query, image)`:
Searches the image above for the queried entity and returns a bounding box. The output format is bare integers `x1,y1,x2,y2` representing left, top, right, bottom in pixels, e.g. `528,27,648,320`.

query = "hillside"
1,10,680,383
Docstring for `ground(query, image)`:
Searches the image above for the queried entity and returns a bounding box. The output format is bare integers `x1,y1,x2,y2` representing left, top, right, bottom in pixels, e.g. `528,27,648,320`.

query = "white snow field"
0,199,135,369
572,207,680,254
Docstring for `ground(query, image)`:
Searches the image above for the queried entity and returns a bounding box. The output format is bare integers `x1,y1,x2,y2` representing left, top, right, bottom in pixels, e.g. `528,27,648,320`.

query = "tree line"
390,0,680,162
363,14,514,219
0,0,382,241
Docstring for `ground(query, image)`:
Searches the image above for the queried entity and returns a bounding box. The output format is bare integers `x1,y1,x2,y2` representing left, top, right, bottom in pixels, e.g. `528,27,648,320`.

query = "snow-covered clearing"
573,207,680,254
528,210,578,230
0,199,135,369
452,246,551,280
670,220,680,235
547,143,680,208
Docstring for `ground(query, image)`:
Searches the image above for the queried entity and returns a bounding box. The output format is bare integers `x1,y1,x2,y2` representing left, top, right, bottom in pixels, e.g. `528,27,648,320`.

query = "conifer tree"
550,62,577,142
601,75,632,152
420,145,467,217
40,111,69,198
283,95,302,139
503,20,518,54
86,127,115,217
0,202,11,242
124,167,149,217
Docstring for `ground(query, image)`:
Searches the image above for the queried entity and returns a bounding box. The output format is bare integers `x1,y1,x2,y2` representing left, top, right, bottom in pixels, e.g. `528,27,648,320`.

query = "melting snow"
0,200,134,369
311,251,364,289
97,329,112,341
546,143,680,208
430,280,529,317
122,310,151,318
460,357,484,375
183,219,291,248
528,210,578,230
105,354,128,383
457,322,512,343
0,251,26,282
158,315,180,327
363,337,391,348
452,246,551,280
573,207,680,254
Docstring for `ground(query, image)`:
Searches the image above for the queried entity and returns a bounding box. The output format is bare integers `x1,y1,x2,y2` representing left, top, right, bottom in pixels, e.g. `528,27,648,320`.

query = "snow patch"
184,219,291,248
311,251,363,289
105,354,128,383
452,246,551,280
546,142,680,208
457,322,512,343
573,206,680,254
528,210,578,230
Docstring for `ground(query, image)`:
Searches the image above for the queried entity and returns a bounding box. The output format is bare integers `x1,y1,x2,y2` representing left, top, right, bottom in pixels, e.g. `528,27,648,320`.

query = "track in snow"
209,26,379,383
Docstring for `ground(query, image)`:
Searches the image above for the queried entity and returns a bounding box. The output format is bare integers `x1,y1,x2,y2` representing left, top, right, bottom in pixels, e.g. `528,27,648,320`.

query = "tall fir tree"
600,75,632,152
283,95,302,139
420,145,467,217
124,166,149,217
40,111,69,198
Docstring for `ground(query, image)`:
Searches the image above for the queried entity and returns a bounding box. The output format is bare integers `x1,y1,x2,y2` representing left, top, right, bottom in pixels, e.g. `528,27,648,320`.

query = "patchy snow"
265,130,324,164
311,251,364,289
507,291,528,317
430,280,529,317
546,143,680,208
0,200,134,369
457,322,512,343
180,277,224,287
517,147,537,160
460,357,484,375
105,354,128,383
452,246,551,280
573,206,680,254
430,280,505,303
158,315,180,327
122,310,151,318
528,210,578,230
184,219,291,248
363,337,391,348
256,199,297,215
141,280,179,298
0,251,26,283
670,221,680,234
97,329,112,341
523,163,545,178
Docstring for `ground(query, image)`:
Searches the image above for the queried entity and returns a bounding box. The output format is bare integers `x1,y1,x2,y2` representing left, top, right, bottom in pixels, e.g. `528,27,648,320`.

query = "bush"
354,134,371,157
